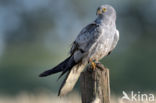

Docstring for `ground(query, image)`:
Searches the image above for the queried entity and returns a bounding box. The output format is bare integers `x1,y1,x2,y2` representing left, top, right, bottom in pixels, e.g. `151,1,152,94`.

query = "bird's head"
96,5,116,19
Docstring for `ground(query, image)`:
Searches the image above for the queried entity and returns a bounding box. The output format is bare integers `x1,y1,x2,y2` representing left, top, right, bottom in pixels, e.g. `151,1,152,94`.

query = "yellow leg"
89,58,96,70
91,62,96,70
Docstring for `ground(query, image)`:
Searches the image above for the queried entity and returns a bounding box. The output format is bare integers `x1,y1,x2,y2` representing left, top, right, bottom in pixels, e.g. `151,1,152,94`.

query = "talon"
89,58,96,70
91,62,96,70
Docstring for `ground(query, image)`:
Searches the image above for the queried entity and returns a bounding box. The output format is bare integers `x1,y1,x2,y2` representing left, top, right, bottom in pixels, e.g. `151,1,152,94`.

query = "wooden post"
80,63,110,103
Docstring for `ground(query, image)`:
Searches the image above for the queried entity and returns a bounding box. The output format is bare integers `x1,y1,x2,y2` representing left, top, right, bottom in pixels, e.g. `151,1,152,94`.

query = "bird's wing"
59,23,103,96
110,29,119,51
70,23,102,55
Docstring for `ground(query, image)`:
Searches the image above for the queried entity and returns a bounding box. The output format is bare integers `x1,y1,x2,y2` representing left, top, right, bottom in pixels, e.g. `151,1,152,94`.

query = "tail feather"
39,54,86,96
58,62,86,96
39,56,72,77
57,56,76,80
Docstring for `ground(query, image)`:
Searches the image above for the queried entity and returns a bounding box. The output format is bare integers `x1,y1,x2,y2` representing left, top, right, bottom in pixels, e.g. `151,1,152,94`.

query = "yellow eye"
102,8,107,12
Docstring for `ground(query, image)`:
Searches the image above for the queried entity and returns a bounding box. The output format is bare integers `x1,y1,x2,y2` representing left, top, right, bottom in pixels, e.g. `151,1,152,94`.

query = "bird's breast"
88,27,115,60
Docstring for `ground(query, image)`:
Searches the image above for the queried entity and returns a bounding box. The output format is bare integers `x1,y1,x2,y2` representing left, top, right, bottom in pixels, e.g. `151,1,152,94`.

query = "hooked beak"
96,9,102,15
96,8,107,15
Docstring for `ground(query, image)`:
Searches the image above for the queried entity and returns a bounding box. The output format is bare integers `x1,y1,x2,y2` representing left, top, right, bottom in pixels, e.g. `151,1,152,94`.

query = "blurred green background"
0,0,156,96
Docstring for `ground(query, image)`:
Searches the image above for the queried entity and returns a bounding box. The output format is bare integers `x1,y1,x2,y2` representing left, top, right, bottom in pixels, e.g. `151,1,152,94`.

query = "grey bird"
39,4,119,96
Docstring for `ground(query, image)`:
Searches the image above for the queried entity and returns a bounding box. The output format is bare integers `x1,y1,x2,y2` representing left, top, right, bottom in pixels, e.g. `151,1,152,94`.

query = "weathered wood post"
80,63,110,103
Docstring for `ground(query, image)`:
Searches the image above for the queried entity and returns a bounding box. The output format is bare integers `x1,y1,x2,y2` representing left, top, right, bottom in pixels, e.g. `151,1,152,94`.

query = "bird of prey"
39,4,119,96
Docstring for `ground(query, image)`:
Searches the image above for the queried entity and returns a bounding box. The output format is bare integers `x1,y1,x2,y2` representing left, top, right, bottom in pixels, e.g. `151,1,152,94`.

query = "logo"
121,91,155,102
